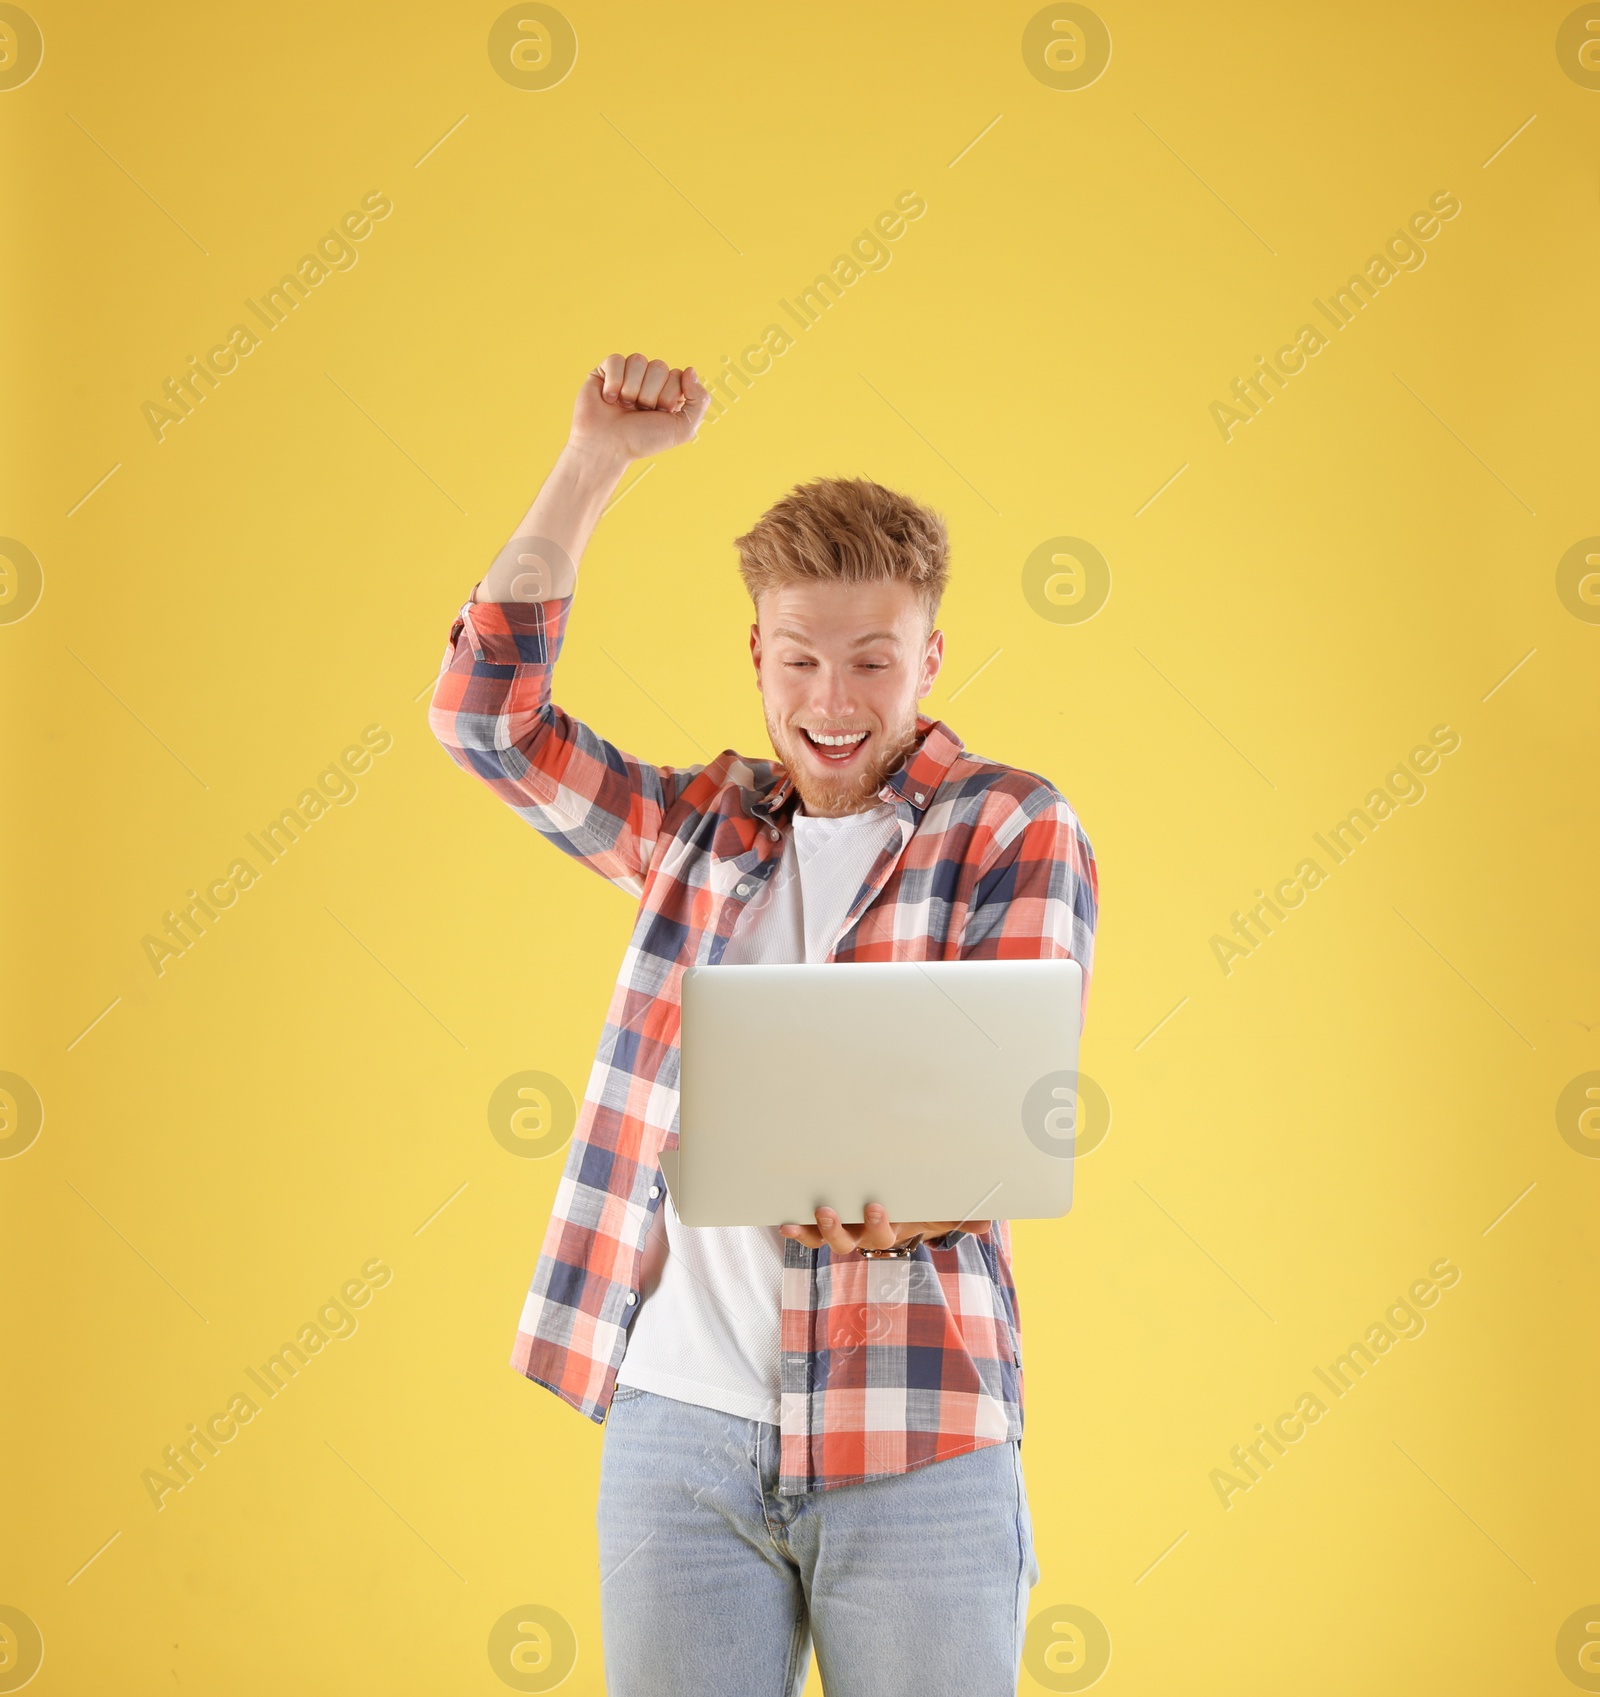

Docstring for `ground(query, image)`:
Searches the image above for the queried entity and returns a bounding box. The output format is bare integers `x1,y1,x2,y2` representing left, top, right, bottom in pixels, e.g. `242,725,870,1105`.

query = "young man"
428,353,1098,1696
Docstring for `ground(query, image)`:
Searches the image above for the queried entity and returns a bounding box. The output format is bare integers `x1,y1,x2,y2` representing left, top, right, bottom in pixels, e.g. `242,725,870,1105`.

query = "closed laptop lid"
670,957,1084,1227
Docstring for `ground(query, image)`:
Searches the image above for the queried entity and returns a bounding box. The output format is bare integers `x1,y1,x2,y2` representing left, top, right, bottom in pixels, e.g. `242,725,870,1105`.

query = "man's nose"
810,667,858,719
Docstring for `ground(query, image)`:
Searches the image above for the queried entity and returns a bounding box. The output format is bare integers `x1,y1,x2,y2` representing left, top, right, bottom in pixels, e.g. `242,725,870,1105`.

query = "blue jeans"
596,1386,1040,1696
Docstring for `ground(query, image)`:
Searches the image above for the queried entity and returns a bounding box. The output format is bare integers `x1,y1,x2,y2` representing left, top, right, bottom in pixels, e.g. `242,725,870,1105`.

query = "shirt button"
735,883,750,896
625,1292,638,1306
913,792,925,804
649,1185,661,1199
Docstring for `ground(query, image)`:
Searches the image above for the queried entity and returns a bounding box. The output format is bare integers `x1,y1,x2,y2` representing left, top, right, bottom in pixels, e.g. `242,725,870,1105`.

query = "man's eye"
780,659,887,669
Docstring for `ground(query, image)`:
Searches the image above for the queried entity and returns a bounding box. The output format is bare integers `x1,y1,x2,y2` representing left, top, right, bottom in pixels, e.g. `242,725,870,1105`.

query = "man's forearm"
473,440,630,604
473,354,708,602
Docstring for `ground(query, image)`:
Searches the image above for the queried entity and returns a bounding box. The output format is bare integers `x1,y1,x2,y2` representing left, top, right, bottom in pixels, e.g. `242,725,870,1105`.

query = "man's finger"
813,1208,860,1256
637,357,670,410
598,353,626,402
680,366,711,431
858,1203,897,1251
618,351,649,407
781,1207,967,1253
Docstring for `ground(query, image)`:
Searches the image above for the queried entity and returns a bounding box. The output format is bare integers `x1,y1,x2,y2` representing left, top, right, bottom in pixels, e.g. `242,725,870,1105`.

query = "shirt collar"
750,716,964,823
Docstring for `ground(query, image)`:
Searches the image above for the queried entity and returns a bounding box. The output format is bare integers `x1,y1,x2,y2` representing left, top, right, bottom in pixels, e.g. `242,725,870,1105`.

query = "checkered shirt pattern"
428,589,1098,1494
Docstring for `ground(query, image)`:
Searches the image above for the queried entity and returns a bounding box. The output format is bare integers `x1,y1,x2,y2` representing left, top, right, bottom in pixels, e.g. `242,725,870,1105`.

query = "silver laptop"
662,958,1084,1228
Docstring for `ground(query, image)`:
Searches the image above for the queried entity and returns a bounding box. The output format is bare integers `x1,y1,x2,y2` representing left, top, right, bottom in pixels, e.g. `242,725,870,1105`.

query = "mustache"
770,712,918,803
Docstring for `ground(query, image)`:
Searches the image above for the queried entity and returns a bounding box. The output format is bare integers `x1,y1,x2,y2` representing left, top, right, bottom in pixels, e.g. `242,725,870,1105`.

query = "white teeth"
806,729,868,747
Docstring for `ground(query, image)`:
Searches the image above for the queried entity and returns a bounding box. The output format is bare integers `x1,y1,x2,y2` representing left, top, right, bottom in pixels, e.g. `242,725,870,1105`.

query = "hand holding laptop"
778,1202,991,1255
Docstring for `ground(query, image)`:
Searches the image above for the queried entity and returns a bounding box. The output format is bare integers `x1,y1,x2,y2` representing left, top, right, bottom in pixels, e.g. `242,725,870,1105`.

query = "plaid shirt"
428,588,1098,1495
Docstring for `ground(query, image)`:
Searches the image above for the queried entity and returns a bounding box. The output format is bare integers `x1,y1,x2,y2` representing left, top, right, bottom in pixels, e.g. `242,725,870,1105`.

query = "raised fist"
571,353,711,463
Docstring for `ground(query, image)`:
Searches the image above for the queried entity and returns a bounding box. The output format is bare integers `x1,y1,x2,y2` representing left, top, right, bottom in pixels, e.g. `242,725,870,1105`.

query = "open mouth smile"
799,726,870,765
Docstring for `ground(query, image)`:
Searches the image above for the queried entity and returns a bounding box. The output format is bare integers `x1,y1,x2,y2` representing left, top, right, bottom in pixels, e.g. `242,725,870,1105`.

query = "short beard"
765,703,922,817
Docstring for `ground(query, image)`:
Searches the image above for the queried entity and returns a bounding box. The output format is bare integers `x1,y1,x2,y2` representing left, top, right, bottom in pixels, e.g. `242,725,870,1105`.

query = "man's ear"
918,628,944,700
749,622,763,690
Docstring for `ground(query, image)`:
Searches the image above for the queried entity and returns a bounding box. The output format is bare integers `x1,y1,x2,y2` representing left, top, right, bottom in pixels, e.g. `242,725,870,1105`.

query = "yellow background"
5,1,1597,1691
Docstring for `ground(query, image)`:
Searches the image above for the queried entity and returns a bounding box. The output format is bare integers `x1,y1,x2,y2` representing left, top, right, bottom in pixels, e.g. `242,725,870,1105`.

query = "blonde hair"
734,476,950,632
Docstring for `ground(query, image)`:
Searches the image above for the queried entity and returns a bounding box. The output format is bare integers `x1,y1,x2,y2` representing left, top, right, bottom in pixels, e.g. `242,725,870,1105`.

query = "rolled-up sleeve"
427,588,704,896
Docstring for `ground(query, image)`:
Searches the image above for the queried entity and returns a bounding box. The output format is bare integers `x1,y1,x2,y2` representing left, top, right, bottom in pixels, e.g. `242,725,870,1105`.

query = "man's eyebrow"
769,627,903,647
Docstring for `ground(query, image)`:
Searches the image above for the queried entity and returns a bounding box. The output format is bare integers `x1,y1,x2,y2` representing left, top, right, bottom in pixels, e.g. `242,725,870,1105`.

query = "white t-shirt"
613,799,903,1422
